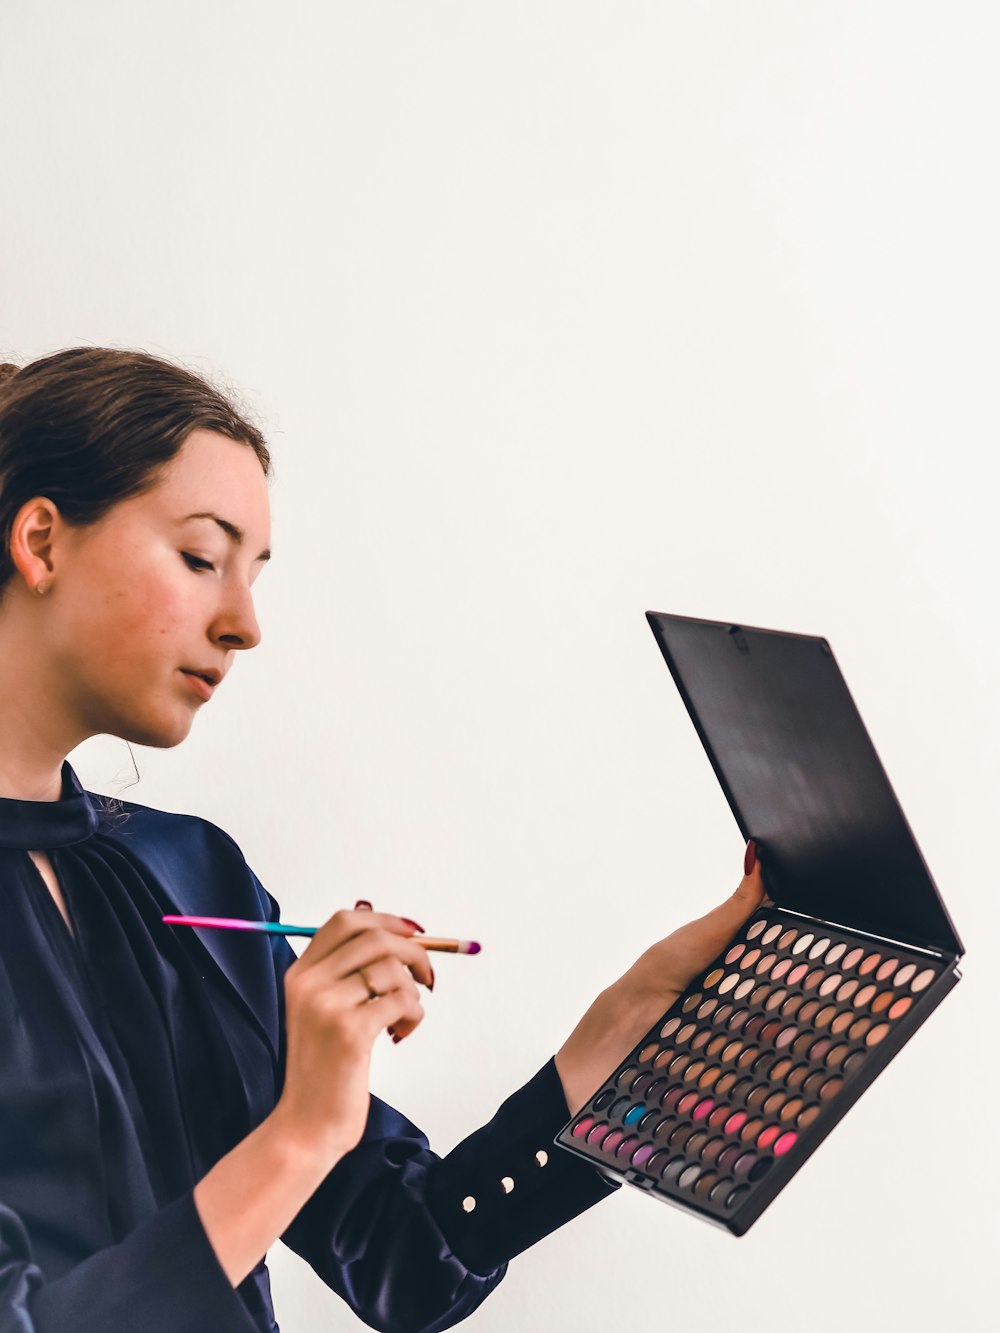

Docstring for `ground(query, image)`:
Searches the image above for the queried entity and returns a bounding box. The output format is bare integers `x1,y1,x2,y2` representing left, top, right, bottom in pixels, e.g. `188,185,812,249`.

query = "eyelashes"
181,552,215,572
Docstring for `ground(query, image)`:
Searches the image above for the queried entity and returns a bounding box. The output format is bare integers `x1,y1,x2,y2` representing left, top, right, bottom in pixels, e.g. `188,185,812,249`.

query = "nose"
213,581,262,652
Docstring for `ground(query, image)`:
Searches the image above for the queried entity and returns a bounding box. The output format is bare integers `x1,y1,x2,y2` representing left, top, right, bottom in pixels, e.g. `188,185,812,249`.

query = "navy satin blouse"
0,763,619,1332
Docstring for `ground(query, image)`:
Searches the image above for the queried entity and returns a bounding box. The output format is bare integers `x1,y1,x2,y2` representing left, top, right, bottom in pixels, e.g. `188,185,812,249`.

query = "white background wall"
3,3,996,1328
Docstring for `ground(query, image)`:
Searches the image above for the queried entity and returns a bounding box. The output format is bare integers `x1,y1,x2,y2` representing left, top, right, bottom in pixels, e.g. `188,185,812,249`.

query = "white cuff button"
535,1150,548,1166
462,1196,477,1212
501,1176,514,1193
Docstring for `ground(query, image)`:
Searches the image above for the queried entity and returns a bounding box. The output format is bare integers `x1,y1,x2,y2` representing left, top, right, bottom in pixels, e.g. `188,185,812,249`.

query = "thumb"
701,841,769,938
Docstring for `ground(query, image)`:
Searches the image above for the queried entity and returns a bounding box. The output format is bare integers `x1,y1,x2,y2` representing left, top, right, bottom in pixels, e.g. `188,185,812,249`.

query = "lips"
180,669,217,700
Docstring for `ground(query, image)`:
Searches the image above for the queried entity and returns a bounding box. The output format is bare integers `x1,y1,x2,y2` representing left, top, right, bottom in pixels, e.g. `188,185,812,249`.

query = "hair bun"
0,363,21,388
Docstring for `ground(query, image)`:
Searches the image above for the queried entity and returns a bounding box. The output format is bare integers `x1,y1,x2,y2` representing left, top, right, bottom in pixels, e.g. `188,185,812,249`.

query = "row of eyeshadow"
564,915,941,1216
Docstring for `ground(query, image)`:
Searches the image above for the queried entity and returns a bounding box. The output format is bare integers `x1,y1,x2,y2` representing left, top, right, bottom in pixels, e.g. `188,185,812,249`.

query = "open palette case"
554,612,964,1235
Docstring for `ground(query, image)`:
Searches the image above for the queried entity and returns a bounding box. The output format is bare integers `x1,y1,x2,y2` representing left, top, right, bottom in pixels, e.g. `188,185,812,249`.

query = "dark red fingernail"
401,917,425,933
392,1033,402,1044
355,899,373,910
429,967,435,992
387,1026,396,1037
744,840,757,875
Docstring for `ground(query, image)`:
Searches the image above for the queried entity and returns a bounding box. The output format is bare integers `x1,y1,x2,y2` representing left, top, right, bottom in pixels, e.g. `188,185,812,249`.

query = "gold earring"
36,580,50,595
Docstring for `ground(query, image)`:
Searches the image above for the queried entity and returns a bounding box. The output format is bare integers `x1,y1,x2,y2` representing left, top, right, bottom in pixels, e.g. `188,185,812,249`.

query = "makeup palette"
554,612,964,1234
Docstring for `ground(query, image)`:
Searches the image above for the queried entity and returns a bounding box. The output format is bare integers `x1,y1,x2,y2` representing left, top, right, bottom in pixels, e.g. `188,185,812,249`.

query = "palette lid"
647,611,964,958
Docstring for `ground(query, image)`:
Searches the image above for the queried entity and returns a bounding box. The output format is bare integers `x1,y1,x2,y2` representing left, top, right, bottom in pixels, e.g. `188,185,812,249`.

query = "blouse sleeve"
0,1187,261,1333
245,863,622,1333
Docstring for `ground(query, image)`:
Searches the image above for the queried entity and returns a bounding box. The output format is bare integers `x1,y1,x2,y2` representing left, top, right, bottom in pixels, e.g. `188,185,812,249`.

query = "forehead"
147,430,271,534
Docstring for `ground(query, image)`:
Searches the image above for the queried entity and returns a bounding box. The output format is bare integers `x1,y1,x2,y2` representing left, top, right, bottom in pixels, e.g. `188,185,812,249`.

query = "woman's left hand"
554,841,770,1118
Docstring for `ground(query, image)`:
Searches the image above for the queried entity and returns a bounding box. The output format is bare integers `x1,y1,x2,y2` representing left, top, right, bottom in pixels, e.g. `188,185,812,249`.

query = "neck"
0,603,89,801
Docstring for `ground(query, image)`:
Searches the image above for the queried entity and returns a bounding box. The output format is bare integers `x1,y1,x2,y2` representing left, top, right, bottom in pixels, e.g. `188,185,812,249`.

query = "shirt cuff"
425,1055,621,1275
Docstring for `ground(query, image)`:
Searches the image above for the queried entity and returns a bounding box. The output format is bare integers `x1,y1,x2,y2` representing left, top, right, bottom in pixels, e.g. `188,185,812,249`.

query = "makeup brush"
161,914,481,953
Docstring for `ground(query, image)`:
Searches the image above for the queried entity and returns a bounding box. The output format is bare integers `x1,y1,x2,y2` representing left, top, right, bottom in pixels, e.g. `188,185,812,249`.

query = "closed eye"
181,553,215,572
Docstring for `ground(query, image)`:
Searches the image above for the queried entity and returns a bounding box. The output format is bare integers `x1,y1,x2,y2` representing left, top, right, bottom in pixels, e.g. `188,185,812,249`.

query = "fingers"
299,907,418,968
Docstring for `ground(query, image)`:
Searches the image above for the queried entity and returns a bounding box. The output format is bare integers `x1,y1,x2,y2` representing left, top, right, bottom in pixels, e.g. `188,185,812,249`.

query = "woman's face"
38,428,271,749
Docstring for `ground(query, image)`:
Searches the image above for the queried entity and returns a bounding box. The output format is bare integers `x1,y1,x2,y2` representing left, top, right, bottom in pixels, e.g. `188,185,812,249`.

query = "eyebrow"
180,512,271,562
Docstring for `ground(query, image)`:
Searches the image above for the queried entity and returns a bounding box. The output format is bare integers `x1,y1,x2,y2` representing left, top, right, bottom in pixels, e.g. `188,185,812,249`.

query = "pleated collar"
0,760,102,849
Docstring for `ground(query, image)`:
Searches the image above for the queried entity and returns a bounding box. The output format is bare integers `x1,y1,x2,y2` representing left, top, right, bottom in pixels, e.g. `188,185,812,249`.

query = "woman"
0,348,768,1333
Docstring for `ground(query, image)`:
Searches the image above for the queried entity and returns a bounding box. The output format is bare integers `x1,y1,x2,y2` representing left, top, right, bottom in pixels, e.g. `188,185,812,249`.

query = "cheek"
74,560,193,662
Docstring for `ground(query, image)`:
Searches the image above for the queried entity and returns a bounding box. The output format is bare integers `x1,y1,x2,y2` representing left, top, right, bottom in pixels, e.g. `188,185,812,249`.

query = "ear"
9,496,61,588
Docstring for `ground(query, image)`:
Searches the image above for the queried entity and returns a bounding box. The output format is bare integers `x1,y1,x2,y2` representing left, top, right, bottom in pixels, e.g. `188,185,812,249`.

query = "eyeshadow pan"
876,957,899,981
762,924,782,945
809,937,831,960
825,942,846,966
757,1124,781,1150
746,920,766,940
632,1143,655,1168
871,991,894,1014
694,1170,720,1197
842,947,864,970
771,958,792,981
797,1103,820,1127
639,1043,659,1063
792,933,815,955
725,944,746,964
912,968,936,992
661,1017,681,1038
853,984,876,1008
717,1145,741,1172
859,952,882,976
762,1091,786,1117
739,950,761,971
889,997,912,1020
866,1023,890,1046
698,998,719,1020
733,1152,757,1177
894,962,916,987
777,929,797,950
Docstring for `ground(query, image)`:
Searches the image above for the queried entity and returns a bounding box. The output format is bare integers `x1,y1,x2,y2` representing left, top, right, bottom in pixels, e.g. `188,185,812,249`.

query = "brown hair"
0,347,272,603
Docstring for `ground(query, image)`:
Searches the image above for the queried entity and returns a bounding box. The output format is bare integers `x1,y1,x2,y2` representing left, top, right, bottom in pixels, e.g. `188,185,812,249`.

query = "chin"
114,712,197,750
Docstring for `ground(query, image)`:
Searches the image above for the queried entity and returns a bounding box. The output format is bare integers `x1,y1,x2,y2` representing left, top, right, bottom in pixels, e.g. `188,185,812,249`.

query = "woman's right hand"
275,906,434,1162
